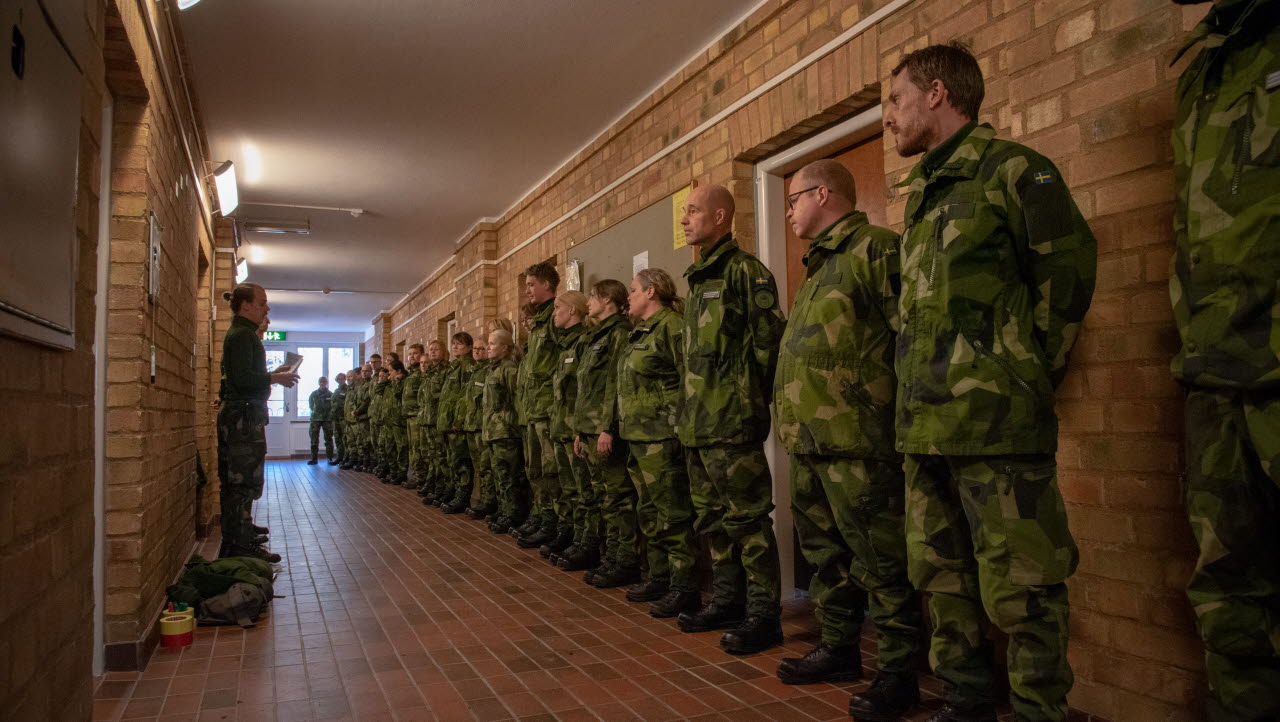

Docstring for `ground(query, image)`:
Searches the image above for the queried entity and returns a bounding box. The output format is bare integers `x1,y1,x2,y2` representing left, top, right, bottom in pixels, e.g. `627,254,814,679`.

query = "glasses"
786,185,821,210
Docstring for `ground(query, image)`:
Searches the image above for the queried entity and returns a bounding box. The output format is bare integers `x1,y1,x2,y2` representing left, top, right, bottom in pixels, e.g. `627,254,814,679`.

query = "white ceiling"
180,0,761,332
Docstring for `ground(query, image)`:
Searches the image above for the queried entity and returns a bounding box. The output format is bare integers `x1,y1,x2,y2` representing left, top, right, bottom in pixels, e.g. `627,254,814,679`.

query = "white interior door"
264,347,292,458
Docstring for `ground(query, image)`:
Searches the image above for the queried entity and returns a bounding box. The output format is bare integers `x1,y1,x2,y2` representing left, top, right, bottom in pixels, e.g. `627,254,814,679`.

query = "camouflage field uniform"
217,315,270,554
896,122,1096,720
402,365,425,484
574,312,636,568
1172,3,1280,719
461,359,492,509
437,356,475,504
330,381,348,464
517,299,560,533
551,322,591,546
484,355,528,522
369,376,388,475
343,379,362,466
353,377,372,468
383,376,406,482
308,387,334,461
619,306,696,593
773,211,921,669
416,360,448,496
680,234,785,617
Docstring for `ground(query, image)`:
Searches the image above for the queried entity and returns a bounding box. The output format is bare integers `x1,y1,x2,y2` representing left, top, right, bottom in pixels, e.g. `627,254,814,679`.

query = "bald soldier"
775,160,922,720
677,184,787,654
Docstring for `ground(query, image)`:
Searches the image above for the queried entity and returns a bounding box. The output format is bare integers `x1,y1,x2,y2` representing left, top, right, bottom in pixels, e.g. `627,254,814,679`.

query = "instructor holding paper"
218,283,298,562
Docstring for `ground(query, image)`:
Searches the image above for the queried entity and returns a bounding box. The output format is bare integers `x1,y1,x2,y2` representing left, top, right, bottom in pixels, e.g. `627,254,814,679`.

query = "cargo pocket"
994,462,1078,586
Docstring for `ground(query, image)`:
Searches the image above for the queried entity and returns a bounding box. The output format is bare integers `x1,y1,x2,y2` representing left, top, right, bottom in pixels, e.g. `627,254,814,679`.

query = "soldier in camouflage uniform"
384,362,408,484
547,292,592,566
775,160,923,719
1171,2,1280,719
329,373,348,466
307,377,334,465
437,333,475,513
677,184,786,655
369,367,391,480
353,364,374,472
418,342,449,501
217,283,295,563
460,339,493,515
884,45,1096,722
514,263,562,548
401,344,426,486
619,269,700,619
575,280,639,585
484,329,528,533
341,370,361,470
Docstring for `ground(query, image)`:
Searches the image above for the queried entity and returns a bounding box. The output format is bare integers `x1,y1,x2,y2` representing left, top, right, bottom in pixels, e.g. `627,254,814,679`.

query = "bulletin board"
567,189,697,298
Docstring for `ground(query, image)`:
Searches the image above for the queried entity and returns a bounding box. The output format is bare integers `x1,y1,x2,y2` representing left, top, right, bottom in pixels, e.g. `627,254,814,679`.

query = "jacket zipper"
927,221,941,291
1232,92,1254,195
972,339,1035,395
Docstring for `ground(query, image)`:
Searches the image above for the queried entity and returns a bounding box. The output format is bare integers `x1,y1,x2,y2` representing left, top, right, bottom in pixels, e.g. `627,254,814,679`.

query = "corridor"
91,461,969,722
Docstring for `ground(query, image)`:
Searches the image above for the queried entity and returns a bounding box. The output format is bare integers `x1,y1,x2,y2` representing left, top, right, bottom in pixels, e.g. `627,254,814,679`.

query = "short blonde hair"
555,290,589,319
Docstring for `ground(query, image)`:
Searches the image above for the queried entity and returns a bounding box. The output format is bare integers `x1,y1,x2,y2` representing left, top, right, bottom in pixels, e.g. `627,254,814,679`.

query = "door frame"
263,341,359,458
752,103,884,597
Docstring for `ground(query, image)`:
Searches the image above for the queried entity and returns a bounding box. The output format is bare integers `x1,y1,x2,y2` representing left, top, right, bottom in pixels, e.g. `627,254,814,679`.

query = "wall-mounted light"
235,257,249,283
177,0,203,10
248,245,267,263
213,160,238,215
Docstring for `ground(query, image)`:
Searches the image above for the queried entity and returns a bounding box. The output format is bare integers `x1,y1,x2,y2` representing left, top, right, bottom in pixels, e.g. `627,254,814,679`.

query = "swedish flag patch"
753,277,771,286
1033,171,1054,185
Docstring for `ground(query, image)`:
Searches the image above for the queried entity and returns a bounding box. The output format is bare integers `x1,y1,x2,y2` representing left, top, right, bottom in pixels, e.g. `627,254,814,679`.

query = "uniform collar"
558,322,586,342
807,211,868,261
899,123,996,221
532,298,554,324
636,306,672,331
593,312,623,335
1173,0,1260,64
232,314,259,332
684,233,737,279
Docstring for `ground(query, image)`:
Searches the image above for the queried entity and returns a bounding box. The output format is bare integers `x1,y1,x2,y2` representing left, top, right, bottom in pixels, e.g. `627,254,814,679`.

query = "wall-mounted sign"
263,330,287,341
672,185,692,249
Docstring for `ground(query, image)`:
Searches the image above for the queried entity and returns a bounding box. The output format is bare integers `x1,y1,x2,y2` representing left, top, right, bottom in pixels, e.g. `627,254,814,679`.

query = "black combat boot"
584,559,610,585
307,455,318,465
677,601,746,633
549,543,577,565
777,642,862,684
593,564,641,589
442,498,467,514
521,528,556,549
251,524,270,535
720,615,783,654
539,530,573,559
625,577,669,602
327,456,339,466
226,544,281,564
513,518,541,539
847,671,920,722
649,589,701,619
488,516,512,534
921,703,997,722
558,545,600,572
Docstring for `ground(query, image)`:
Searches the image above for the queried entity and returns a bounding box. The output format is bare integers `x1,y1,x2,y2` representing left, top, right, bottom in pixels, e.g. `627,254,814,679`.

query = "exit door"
263,343,357,458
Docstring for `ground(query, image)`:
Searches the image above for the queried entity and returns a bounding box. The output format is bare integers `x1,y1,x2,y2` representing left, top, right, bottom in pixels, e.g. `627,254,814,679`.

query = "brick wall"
388,0,1209,717
0,1,107,718
102,0,214,668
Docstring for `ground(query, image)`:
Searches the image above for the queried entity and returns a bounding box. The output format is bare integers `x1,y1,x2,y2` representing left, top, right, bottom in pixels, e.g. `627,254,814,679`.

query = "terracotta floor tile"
119,462,1028,722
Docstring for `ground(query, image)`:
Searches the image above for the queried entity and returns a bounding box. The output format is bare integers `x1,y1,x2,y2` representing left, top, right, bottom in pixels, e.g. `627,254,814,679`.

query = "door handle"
285,402,290,413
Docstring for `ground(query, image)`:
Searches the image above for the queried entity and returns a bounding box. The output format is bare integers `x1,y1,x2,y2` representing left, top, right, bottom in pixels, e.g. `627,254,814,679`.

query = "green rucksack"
166,555,276,628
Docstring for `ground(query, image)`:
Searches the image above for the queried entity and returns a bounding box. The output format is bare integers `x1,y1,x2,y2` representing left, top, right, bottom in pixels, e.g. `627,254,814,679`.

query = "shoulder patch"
1268,70,1280,91
753,276,771,286
1032,170,1055,185
752,289,777,310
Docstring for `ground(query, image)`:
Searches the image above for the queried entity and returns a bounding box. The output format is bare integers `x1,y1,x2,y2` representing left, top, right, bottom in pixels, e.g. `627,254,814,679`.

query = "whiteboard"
568,192,695,298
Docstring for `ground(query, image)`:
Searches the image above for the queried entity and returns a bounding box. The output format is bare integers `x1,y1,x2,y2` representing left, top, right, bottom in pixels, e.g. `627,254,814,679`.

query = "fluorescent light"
177,0,203,9
243,220,310,234
213,160,238,215
248,245,267,263
235,258,249,283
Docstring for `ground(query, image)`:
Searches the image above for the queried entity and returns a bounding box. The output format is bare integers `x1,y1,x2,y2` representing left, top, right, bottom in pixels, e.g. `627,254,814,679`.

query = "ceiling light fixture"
235,257,249,283
243,220,310,234
248,245,267,263
176,0,202,9
212,160,238,215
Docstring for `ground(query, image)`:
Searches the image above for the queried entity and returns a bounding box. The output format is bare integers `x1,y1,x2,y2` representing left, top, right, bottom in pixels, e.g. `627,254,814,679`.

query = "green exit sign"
263,331,287,341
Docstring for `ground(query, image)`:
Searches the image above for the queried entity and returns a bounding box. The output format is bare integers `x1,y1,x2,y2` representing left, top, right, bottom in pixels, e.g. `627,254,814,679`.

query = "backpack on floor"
166,555,276,628
198,582,270,628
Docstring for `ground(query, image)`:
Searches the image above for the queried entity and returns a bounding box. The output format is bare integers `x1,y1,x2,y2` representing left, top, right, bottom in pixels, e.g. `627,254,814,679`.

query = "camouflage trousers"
308,419,333,459
1184,388,1280,722
362,421,374,467
524,421,558,531
344,421,361,464
216,401,266,552
906,454,1077,721
554,438,594,545
489,437,529,521
388,423,408,480
407,417,424,483
425,426,448,494
584,434,638,566
687,442,781,617
792,454,920,672
627,439,697,592
445,431,473,504
333,420,346,463
468,432,493,510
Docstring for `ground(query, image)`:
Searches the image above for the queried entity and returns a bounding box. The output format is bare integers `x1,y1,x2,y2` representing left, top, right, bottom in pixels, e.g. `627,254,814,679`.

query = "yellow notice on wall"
672,186,691,250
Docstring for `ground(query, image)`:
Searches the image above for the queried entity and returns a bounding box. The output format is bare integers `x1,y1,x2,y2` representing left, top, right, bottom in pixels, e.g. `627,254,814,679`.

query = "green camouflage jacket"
550,323,588,441
352,378,372,422
516,299,557,424
385,378,405,425
895,123,1096,455
678,234,785,447
483,357,522,442
461,359,491,432
573,312,631,436
330,384,348,425
416,360,447,428
344,380,361,424
308,388,333,423
774,212,902,459
401,366,425,421
1171,0,1280,390
617,306,684,443
436,357,475,432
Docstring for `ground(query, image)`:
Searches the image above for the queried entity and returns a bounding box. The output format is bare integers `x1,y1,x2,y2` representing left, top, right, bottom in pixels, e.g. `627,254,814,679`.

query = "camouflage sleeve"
733,258,785,391
308,390,318,414
1005,155,1097,386
872,234,902,334
602,326,627,435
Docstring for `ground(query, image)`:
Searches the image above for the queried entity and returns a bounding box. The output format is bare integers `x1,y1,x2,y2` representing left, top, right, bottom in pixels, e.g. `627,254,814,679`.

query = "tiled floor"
92,460,1017,722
